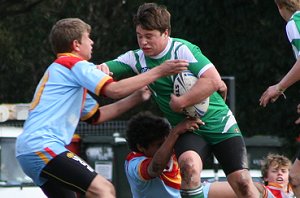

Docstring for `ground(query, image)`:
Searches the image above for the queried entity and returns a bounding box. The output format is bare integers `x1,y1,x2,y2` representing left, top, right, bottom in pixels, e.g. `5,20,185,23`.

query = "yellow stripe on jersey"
94,75,113,96
35,151,50,164
81,103,99,121
30,72,49,110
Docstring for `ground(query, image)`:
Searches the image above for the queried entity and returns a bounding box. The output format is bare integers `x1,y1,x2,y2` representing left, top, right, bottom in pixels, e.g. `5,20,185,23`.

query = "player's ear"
162,29,169,38
72,40,81,52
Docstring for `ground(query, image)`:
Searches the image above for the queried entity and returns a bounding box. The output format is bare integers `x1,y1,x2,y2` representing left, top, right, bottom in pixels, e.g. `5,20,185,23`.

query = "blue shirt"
16,54,112,156
125,152,181,198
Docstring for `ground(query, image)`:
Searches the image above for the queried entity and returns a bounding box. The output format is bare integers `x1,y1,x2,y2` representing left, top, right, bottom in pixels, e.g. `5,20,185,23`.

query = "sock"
180,185,204,198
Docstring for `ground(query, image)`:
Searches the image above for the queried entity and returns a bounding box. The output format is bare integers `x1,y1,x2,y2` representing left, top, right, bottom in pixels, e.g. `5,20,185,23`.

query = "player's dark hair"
133,3,171,35
49,18,91,54
126,111,171,152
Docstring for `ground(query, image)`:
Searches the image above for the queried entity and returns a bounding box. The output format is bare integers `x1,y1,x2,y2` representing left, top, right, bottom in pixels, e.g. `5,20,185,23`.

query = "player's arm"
102,60,188,99
260,58,300,107
189,67,224,105
147,117,203,177
170,67,224,112
85,87,151,124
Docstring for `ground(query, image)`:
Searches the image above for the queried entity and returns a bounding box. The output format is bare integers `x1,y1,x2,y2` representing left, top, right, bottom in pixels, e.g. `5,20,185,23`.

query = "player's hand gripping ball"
173,70,209,117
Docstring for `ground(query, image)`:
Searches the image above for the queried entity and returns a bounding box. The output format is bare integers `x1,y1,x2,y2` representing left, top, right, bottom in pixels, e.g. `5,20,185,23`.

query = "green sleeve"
188,45,211,75
106,60,136,80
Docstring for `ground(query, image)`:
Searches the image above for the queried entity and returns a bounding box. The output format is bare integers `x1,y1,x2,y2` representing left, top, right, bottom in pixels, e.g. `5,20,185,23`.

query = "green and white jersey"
286,11,300,59
106,38,241,144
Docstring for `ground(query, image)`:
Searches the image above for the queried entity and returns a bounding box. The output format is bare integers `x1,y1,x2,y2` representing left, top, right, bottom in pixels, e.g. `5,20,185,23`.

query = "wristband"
276,84,286,99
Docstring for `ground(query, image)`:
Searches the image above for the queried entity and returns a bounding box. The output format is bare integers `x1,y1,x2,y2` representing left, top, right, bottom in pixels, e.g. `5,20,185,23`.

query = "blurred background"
1,0,299,196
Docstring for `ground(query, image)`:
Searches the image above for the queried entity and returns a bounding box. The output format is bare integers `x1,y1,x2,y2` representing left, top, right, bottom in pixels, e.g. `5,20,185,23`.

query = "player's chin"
142,49,154,56
85,54,92,60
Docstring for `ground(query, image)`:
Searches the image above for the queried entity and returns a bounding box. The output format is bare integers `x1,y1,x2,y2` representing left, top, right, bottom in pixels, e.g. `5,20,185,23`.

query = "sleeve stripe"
95,77,114,96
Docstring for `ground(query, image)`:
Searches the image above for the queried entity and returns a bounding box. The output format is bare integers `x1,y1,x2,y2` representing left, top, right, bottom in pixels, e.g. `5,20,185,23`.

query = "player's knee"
102,180,115,194
235,178,252,195
86,175,116,198
229,170,253,196
179,158,200,186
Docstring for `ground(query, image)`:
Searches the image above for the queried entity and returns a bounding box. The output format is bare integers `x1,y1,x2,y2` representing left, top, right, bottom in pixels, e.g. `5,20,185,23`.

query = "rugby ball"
173,70,209,117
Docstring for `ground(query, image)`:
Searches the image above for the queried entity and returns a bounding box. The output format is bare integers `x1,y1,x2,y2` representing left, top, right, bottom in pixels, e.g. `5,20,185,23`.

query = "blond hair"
261,153,291,184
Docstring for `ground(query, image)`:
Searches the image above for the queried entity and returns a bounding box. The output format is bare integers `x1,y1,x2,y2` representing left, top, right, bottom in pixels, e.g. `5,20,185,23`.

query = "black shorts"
40,151,97,198
174,133,248,175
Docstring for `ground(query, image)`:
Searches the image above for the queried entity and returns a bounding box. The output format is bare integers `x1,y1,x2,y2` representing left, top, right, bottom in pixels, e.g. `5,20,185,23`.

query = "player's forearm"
103,69,161,99
95,93,144,124
278,59,300,90
149,132,179,177
179,78,218,108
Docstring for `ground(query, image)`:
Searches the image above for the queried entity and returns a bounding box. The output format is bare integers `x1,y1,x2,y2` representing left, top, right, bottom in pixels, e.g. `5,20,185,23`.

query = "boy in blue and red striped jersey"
125,111,202,198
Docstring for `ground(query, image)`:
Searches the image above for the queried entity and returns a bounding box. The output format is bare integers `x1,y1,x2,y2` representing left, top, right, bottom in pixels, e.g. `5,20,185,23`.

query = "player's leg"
204,181,268,198
85,175,116,198
174,133,211,198
212,136,260,198
289,152,300,196
205,181,237,198
40,151,115,198
40,180,76,198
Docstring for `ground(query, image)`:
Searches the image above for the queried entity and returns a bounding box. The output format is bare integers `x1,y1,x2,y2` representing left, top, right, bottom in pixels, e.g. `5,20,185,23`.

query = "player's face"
265,164,289,187
136,25,168,57
142,137,165,157
77,31,94,60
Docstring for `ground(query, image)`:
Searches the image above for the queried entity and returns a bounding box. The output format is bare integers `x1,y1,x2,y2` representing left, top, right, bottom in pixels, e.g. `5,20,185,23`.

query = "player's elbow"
102,83,128,99
149,162,165,177
211,79,222,91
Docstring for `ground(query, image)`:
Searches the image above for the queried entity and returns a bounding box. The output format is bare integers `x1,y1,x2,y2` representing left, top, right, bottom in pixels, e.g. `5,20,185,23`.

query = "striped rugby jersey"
16,54,112,157
286,11,300,59
125,152,181,198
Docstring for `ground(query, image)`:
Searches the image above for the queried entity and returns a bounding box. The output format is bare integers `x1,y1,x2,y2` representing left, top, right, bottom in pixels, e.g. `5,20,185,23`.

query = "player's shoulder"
54,56,85,70
116,49,143,61
287,11,300,28
172,37,202,54
291,11,300,21
172,38,197,47
126,152,145,162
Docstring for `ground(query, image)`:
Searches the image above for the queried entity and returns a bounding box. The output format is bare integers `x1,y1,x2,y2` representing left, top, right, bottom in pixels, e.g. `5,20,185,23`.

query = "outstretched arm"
93,87,151,124
102,60,188,99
